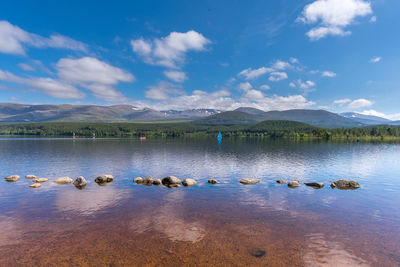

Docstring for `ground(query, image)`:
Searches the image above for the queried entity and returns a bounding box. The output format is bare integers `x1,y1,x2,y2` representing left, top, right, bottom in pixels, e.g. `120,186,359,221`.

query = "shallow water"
0,137,400,266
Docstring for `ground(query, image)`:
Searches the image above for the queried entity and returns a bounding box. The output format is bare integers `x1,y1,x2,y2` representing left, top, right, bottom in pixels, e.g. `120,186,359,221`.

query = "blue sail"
217,132,222,139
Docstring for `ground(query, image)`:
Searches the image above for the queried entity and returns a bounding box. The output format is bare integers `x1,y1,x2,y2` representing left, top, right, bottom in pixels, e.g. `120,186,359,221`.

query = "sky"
0,0,399,119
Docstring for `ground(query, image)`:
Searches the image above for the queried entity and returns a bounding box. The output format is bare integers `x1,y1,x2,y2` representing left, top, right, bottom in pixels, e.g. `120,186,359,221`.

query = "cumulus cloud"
0,20,87,55
294,79,316,89
56,57,134,101
333,98,351,105
238,82,252,91
297,0,373,40
359,110,400,121
269,72,288,82
18,63,35,71
163,70,187,83
321,71,336,77
145,81,184,100
370,16,377,22
238,59,295,80
369,56,381,63
131,30,210,68
260,84,270,90
333,98,373,109
0,70,85,99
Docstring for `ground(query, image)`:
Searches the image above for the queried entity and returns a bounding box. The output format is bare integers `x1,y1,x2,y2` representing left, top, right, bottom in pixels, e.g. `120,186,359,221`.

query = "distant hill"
341,112,391,125
0,103,220,122
194,109,361,128
234,107,265,115
249,120,319,131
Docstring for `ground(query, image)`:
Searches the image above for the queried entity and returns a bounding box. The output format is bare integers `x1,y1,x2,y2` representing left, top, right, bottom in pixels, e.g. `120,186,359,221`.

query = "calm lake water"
1,137,400,266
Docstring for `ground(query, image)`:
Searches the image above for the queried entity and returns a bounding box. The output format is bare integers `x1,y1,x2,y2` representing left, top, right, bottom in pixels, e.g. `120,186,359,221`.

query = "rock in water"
240,178,260,185
134,177,143,184
182,178,197,187
73,176,87,188
208,179,218,184
55,177,73,184
142,176,153,185
5,175,20,182
32,178,49,183
152,179,161,185
162,176,181,187
25,175,36,179
331,179,360,190
304,182,324,189
276,179,287,184
95,175,114,184
29,183,41,188
288,180,300,188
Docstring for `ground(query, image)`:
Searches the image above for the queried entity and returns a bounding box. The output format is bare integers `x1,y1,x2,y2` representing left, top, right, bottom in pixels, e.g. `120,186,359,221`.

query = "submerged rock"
304,182,324,189
162,176,181,187
182,178,197,187
25,174,36,179
73,176,87,188
276,179,287,184
249,249,266,258
240,178,260,185
208,179,218,184
29,183,41,188
288,180,300,188
152,179,161,185
95,175,114,184
55,177,73,184
32,178,49,183
331,179,360,190
134,177,143,184
5,175,20,182
142,176,153,185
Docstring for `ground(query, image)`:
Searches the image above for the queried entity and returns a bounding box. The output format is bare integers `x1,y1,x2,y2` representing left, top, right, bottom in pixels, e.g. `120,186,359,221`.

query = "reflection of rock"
5,175,20,182
55,177,73,184
182,178,197,187
288,180,300,188
29,183,41,188
152,179,161,185
240,178,260,184
73,176,87,189
134,177,143,184
304,182,324,189
32,178,49,183
276,179,287,184
330,180,360,190
25,175,36,179
208,179,218,184
95,175,114,184
162,176,181,187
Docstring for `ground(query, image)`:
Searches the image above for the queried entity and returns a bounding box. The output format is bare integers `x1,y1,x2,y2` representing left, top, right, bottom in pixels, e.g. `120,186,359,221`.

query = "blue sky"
0,0,399,119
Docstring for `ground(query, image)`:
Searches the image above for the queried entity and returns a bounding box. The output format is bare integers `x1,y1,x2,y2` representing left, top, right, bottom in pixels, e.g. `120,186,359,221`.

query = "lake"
1,137,400,266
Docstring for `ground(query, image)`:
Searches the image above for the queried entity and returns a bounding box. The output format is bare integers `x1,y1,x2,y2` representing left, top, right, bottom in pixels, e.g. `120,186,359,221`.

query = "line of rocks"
275,179,360,190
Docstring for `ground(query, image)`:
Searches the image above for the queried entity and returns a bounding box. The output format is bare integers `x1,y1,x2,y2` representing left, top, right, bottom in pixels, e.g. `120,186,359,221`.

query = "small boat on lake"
140,136,147,140
217,132,222,140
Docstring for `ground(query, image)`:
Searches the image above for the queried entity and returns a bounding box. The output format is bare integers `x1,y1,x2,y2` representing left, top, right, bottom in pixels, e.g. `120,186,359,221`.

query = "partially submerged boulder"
304,182,324,189
152,179,162,185
182,178,197,187
240,178,260,185
331,179,360,190
25,175,36,179
5,175,20,182
208,179,218,184
32,178,49,183
288,180,300,188
29,183,41,188
142,176,153,185
55,177,73,184
276,179,287,184
133,177,143,184
95,175,114,184
73,176,87,188
162,176,181,187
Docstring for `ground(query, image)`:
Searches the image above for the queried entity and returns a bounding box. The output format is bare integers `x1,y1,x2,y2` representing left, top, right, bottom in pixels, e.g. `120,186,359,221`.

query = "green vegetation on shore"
0,120,399,141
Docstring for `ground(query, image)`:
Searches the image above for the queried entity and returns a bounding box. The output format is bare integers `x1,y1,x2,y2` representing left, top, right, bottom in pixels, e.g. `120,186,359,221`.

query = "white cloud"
163,70,187,83
333,98,351,105
238,82,252,91
269,72,288,82
244,89,264,100
0,70,85,99
347,98,373,109
296,79,316,89
369,56,381,63
0,20,87,55
56,57,134,101
238,67,273,80
321,71,336,77
359,110,400,121
272,60,291,70
370,16,377,22
260,84,270,90
298,0,373,40
18,63,35,71
131,30,210,68
145,81,183,100
289,82,296,88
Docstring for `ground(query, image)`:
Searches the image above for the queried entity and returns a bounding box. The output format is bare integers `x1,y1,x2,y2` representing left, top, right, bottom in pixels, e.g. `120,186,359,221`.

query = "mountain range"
0,103,398,128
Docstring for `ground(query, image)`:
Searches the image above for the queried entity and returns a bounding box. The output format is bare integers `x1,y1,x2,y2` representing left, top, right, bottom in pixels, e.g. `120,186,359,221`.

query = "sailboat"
217,131,222,140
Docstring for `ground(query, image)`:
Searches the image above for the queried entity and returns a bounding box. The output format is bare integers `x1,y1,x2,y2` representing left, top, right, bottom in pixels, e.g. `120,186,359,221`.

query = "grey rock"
142,176,153,185
208,179,218,184
152,179,161,185
331,179,360,190
55,177,73,184
162,176,181,187
288,180,300,188
133,177,143,184
304,182,324,189
182,178,197,187
276,179,287,184
240,178,260,185
25,174,36,179
73,176,87,188
5,175,20,182
29,183,41,188
32,178,49,183
95,174,114,184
